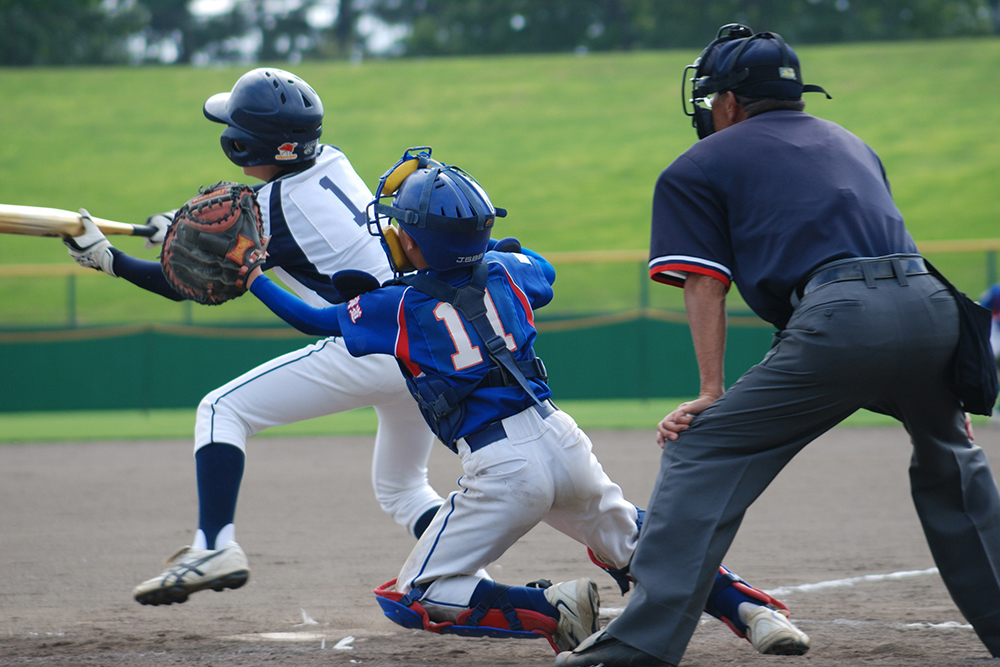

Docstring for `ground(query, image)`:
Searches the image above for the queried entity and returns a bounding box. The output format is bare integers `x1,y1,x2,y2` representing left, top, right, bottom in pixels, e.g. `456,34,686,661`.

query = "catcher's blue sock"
195,443,245,550
469,580,559,620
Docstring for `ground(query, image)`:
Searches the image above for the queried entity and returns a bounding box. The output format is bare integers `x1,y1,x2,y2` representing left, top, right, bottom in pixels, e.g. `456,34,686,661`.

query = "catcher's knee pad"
374,579,560,652
704,565,790,639
588,506,645,595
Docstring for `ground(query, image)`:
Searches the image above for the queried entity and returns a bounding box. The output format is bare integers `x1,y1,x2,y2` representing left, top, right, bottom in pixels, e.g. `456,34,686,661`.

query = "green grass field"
2,40,999,441
2,39,1000,328
0,397,920,444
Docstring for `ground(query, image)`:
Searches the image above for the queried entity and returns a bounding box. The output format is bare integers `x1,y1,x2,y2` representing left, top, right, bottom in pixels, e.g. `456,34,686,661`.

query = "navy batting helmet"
682,25,829,139
204,68,323,167
368,147,506,273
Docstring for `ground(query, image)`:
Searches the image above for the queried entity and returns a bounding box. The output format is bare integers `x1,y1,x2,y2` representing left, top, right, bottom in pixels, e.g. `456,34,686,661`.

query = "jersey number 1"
435,291,515,371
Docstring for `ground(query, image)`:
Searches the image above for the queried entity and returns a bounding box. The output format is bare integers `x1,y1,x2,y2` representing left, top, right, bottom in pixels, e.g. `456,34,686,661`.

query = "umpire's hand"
657,394,718,447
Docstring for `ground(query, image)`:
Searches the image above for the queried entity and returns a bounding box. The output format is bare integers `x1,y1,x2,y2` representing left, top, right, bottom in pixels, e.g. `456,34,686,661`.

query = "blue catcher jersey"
256,144,393,306
338,251,555,443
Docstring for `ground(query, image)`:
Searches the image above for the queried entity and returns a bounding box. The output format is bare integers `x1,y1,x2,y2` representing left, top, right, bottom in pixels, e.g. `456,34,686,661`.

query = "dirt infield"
2,424,999,666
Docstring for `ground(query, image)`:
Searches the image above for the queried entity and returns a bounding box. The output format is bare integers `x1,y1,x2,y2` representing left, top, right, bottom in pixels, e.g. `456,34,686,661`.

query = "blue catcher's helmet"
368,147,507,274
204,68,323,167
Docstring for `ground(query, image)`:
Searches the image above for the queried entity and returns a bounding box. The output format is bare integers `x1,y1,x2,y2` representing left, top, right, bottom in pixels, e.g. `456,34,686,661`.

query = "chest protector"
398,263,547,450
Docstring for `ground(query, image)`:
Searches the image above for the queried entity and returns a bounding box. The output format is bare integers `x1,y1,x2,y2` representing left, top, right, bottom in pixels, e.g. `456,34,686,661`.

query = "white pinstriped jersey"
256,144,393,307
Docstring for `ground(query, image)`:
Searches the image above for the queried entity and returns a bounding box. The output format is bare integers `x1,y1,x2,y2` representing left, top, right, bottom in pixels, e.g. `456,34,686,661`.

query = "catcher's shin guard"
588,507,645,595
374,579,561,652
588,549,633,595
704,565,790,640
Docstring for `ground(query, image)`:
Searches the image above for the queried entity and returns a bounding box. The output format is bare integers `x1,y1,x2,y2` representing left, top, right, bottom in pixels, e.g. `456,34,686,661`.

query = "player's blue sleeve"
108,248,185,301
487,250,554,309
486,237,555,285
519,247,555,285
250,274,344,337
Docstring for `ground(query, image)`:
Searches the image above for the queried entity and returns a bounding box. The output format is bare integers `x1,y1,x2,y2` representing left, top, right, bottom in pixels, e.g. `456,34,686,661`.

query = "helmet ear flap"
382,225,416,273
219,126,270,167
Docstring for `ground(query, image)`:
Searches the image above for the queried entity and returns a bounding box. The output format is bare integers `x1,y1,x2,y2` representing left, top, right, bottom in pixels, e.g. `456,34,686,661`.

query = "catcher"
62,68,446,607
238,147,811,655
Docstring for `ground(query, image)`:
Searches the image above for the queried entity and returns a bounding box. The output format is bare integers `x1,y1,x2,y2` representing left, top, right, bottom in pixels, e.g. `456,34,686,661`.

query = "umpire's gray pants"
606,273,1000,663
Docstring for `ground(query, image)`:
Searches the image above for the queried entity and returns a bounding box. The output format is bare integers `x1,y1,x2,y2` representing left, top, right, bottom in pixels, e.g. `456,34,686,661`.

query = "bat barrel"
0,204,152,237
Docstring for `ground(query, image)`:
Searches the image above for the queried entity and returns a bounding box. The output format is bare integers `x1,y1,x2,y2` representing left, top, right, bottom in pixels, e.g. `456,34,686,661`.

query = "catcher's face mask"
366,147,438,274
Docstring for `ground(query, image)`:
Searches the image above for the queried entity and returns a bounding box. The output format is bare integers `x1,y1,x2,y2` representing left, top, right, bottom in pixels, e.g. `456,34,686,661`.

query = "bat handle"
128,224,158,238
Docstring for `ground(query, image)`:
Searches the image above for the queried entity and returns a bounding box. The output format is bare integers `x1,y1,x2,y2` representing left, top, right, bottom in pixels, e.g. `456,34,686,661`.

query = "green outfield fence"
0,312,776,412
1,242,998,413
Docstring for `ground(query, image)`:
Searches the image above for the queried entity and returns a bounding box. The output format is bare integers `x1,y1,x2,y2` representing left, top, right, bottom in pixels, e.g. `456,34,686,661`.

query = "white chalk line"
765,566,940,597
600,567,972,631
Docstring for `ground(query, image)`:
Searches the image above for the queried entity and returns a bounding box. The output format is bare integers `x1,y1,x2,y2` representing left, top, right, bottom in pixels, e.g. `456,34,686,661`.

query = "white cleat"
544,578,601,652
133,541,249,606
744,605,811,655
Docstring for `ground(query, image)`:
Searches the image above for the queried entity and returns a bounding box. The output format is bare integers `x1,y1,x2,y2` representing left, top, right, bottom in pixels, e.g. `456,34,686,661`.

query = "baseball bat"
0,204,157,238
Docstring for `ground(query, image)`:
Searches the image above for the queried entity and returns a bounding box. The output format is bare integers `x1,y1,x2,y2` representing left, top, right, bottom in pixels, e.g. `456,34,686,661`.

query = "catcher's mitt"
161,181,266,305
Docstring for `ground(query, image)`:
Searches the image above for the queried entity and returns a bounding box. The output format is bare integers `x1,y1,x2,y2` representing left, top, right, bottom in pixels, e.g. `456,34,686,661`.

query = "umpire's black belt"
461,400,558,452
792,254,928,307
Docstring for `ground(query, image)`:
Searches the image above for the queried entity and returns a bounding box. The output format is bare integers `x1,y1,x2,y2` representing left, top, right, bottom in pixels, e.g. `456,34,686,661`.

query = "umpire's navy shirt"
648,109,918,330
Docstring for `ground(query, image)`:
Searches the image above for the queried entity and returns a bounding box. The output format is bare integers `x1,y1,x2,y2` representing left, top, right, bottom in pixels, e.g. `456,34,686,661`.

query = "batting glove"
63,209,116,276
143,209,176,249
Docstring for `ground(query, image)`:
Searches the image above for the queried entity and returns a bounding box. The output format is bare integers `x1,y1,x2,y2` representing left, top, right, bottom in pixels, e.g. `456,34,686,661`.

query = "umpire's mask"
682,24,831,140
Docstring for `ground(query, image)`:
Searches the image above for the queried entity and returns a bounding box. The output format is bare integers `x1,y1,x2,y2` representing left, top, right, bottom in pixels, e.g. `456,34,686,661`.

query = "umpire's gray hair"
735,95,806,118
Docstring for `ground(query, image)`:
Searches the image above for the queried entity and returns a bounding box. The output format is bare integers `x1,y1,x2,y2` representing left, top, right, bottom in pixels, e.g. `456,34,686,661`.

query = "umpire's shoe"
554,629,675,667
543,579,601,651
133,541,250,606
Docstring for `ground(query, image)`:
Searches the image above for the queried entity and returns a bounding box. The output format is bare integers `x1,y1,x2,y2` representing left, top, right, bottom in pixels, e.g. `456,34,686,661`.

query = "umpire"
556,24,1000,667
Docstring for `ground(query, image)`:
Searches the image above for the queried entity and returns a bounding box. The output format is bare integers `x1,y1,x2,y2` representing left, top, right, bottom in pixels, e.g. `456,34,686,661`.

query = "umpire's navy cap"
708,34,810,100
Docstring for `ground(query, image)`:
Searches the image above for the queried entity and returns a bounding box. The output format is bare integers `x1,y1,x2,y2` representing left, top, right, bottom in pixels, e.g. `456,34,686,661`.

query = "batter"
63,69,445,606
